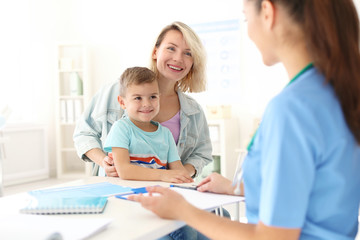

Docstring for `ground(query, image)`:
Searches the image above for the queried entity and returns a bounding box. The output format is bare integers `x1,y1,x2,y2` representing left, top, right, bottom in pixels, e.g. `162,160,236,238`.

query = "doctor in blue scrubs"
130,0,360,239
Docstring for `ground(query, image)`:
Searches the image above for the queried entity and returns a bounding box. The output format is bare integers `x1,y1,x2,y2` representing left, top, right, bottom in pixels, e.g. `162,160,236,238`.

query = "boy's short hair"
119,67,157,96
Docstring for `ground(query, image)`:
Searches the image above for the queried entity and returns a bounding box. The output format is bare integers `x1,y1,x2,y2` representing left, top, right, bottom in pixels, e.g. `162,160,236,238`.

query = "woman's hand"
85,148,119,177
196,172,234,195
161,169,194,183
128,186,191,220
102,155,118,177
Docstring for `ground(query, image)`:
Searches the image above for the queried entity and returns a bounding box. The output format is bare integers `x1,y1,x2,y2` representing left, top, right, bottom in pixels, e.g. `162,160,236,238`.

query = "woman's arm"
129,186,301,240
183,164,196,177
85,148,118,177
168,160,193,182
73,81,122,176
112,148,193,183
178,100,213,177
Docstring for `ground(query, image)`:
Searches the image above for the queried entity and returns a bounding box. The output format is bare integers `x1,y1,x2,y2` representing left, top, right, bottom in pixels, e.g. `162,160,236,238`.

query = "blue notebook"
20,182,135,214
20,196,108,215
26,182,133,198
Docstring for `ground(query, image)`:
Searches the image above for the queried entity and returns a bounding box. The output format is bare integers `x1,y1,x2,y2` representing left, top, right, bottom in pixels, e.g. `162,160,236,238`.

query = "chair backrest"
232,149,247,195
0,132,6,197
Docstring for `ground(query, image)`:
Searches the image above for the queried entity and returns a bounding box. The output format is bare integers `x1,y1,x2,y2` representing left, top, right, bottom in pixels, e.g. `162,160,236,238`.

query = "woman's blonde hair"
149,21,207,93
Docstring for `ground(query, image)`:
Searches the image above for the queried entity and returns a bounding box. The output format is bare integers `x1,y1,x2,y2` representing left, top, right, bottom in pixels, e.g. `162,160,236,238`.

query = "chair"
0,132,6,197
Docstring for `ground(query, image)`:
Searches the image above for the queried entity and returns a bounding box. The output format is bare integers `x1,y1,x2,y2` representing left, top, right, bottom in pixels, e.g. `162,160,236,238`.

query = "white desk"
0,177,243,240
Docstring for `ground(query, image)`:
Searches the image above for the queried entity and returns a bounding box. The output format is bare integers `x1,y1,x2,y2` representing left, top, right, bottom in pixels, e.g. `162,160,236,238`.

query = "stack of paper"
0,214,112,240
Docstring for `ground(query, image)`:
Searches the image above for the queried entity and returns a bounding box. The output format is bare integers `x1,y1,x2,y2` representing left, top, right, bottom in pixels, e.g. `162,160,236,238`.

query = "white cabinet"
195,118,240,182
1,124,49,186
55,44,92,178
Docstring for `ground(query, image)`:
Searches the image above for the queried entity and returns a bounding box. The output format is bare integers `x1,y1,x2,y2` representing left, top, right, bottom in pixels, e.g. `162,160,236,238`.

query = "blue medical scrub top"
243,66,360,240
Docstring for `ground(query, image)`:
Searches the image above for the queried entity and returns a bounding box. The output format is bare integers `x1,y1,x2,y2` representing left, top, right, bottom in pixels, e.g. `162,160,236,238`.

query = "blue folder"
27,182,133,198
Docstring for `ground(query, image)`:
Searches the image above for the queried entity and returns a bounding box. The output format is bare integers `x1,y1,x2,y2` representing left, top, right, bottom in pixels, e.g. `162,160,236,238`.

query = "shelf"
60,122,76,127
212,152,221,156
56,44,89,178
58,69,83,73
61,148,76,152
208,118,240,180
59,95,84,100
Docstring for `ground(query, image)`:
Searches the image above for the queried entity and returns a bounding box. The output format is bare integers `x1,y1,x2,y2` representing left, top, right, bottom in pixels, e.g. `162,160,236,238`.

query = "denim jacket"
73,81,213,177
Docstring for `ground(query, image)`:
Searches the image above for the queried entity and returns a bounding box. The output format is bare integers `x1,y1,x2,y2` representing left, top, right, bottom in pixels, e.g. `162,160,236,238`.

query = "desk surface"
0,177,185,240
0,177,245,240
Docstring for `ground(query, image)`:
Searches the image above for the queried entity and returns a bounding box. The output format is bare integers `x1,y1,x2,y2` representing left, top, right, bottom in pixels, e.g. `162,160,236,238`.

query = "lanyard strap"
246,63,314,151
287,62,314,86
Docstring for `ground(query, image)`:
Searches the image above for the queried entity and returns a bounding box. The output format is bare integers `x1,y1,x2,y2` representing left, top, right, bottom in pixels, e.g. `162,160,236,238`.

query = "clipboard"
115,186,244,212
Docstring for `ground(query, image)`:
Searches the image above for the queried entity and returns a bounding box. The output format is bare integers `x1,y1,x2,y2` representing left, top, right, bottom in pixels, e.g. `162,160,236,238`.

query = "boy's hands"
161,169,193,183
166,160,194,183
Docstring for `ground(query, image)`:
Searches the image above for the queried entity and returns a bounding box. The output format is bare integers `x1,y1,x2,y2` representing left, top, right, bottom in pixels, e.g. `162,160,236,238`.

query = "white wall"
0,1,58,176
56,0,287,149
2,0,359,177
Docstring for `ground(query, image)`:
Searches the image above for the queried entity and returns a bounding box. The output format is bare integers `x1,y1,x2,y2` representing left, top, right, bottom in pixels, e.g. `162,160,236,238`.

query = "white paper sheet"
172,188,244,210
0,214,112,240
121,187,244,210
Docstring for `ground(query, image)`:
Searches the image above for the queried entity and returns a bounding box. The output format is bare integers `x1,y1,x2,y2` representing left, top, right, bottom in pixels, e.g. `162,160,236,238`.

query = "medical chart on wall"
191,19,242,105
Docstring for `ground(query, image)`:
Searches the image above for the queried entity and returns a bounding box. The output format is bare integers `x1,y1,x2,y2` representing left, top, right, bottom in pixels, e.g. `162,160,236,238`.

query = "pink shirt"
160,111,180,144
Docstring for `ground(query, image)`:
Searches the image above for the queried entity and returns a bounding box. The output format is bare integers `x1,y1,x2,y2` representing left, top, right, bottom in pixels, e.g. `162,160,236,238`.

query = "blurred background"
0,0,359,185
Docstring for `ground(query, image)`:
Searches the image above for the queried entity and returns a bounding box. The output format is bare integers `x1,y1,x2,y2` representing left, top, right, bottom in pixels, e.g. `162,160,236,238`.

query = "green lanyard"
246,62,314,151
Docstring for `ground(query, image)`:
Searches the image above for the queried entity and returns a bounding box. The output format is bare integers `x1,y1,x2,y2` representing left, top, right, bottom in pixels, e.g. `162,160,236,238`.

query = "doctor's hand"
102,155,118,177
128,186,192,220
196,172,235,195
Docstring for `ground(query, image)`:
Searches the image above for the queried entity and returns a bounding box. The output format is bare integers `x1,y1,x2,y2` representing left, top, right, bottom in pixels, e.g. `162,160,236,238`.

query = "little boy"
104,67,193,183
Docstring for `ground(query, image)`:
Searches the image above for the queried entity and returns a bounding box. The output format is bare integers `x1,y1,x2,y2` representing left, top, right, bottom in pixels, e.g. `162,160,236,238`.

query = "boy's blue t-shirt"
104,116,180,169
243,67,360,239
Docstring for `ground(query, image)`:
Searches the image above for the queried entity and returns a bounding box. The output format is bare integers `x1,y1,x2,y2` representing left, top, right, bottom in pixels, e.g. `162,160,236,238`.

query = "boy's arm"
112,148,193,183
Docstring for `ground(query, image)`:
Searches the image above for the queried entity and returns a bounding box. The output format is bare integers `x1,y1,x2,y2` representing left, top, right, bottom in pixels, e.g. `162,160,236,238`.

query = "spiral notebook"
19,182,132,215
20,196,108,215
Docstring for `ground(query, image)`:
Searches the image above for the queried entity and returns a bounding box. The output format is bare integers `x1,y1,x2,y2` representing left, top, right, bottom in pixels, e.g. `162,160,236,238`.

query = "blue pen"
170,184,198,190
115,187,148,200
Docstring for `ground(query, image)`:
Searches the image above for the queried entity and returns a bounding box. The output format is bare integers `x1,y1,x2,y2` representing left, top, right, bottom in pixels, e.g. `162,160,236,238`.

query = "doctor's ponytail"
257,0,360,144
303,0,360,144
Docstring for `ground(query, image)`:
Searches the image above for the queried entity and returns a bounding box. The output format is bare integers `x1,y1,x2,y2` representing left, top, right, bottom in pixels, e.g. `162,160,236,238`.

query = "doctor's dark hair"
119,67,157,97
254,0,360,144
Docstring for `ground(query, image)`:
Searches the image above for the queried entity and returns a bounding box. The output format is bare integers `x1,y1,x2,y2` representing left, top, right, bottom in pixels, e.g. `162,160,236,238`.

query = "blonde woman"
74,22,211,179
